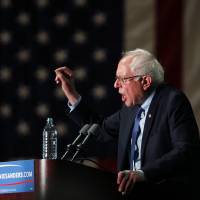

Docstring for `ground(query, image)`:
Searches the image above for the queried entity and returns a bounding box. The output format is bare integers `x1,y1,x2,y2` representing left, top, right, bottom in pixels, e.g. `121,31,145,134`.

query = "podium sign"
0,160,34,194
0,159,122,200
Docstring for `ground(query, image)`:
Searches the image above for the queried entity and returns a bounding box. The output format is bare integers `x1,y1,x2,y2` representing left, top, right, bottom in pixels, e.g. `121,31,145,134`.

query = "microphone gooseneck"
61,124,90,160
70,123,100,161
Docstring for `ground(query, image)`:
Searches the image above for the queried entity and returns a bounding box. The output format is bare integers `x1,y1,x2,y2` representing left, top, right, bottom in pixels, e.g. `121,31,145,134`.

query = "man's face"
114,56,145,107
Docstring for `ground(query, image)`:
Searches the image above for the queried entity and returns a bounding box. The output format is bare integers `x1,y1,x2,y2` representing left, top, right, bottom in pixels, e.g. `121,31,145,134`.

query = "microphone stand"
61,124,90,160
70,124,99,161
70,133,91,161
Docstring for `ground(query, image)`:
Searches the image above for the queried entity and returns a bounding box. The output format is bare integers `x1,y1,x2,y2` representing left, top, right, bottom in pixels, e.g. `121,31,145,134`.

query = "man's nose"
114,79,121,88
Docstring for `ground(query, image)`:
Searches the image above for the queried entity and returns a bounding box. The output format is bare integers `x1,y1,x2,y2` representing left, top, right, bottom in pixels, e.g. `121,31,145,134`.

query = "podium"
0,159,122,200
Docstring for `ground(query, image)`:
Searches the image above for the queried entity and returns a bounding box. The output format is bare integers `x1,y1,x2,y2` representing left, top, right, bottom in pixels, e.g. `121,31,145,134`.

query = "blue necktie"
130,107,145,170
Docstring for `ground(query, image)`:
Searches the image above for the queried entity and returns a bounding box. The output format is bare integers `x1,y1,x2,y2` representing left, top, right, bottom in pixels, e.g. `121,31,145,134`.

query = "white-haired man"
55,49,200,199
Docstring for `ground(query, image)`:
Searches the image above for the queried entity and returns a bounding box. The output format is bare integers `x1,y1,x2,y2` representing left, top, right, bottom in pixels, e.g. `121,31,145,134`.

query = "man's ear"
141,76,152,91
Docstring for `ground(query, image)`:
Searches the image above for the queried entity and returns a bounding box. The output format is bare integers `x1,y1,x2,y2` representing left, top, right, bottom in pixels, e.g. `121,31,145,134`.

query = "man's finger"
118,172,129,193
54,66,67,74
55,66,73,77
124,173,135,194
117,171,124,184
117,171,129,184
62,68,73,77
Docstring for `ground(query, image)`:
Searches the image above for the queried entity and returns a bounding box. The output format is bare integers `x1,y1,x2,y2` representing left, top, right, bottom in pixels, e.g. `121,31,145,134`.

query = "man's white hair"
123,48,164,85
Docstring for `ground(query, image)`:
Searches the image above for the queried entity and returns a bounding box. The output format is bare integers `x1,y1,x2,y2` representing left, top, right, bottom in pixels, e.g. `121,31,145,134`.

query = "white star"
74,0,87,7
35,103,49,117
54,13,68,26
93,49,107,62
0,104,12,118
56,121,68,136
54,49,68,63
93,12,107,26
36,0,49,8
0,0,12,8
35,66,49,82
16,121,30,136
0,66,12,81
17,13,30,26
36,31,49,44
54,87,65,100
74,66,87,81
0,31,12,44
73,31,87,44
92,85,107,99
16,49,31,62
17,85,30,99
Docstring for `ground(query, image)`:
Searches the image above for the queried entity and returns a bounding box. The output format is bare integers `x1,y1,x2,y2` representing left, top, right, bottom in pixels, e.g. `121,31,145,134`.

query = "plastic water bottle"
42,117,58,159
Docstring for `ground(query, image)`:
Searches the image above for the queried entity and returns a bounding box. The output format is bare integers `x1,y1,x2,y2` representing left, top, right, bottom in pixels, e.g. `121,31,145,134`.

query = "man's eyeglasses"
115,75,143,84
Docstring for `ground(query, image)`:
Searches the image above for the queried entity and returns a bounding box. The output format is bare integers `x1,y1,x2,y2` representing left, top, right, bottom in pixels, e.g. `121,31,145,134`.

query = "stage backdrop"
0,0,199,170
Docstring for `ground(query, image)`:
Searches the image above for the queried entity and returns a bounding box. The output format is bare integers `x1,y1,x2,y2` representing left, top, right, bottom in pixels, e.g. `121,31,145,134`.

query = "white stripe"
124,0,155,53
40,159,47,197
0,164,21,168
183,0,200,130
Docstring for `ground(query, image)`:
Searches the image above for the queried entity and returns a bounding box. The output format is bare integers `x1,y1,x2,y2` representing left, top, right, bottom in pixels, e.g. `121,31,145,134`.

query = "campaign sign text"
0,160,34,194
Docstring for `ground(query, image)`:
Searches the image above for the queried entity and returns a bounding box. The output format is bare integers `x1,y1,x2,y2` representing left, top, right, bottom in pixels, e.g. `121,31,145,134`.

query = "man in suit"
55,49,200,198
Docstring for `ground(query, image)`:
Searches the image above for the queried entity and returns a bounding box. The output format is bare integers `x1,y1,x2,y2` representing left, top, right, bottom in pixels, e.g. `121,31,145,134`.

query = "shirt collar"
140,90,156,114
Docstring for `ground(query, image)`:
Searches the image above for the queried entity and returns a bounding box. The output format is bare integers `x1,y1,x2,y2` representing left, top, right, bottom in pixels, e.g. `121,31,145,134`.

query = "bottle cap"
47,117,53,124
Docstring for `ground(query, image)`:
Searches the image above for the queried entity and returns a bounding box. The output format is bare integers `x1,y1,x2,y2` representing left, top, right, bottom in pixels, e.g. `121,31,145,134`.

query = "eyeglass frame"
115,75,144,84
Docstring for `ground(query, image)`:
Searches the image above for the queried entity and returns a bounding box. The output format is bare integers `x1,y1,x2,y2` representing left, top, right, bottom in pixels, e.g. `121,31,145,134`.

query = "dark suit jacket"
69,83,200,185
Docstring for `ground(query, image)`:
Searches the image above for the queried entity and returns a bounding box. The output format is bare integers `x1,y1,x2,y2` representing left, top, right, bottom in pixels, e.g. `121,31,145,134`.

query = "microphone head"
79,124,90,135
87,123,99,136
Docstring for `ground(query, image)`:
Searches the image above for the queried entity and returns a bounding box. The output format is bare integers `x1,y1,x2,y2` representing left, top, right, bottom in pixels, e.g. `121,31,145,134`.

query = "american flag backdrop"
0,0,200,171
0,0,122,165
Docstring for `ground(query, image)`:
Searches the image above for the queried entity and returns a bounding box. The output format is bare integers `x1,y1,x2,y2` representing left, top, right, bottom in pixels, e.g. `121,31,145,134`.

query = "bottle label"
42,130,57,159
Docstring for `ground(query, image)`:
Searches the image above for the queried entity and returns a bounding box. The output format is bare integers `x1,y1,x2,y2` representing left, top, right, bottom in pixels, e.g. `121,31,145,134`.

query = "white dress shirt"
133,91,155,170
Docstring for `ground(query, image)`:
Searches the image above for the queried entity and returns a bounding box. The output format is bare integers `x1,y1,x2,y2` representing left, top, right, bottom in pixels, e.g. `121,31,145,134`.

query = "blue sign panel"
0,160,34,194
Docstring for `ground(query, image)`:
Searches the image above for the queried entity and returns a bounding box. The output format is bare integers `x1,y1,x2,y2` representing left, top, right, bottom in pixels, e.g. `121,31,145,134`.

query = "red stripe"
155,0,183,89
0,179,33,186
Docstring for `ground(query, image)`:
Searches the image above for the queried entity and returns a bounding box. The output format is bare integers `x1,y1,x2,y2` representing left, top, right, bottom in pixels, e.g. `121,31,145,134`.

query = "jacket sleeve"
68,99,121,142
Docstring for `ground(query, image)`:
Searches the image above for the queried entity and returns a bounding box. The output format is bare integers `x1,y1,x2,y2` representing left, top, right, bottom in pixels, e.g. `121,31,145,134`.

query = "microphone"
71,124,90,145
79,123,99,146
70,123,100,161
61,124,90,160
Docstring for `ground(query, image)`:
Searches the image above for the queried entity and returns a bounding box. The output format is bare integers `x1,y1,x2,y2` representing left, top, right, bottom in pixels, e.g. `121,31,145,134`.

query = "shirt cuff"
136,169,146,180
67,96,82,112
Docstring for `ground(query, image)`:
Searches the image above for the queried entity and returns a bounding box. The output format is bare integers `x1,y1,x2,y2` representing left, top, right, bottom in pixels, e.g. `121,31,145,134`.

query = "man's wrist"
68,95,81,112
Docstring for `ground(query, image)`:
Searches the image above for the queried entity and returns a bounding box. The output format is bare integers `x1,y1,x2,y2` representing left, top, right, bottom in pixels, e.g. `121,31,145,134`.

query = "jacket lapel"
140,86,162,165
118,106,138,170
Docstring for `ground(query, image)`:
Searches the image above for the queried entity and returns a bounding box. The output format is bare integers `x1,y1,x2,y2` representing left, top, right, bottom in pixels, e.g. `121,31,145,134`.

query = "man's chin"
123,101,136,108
124,101,132,107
